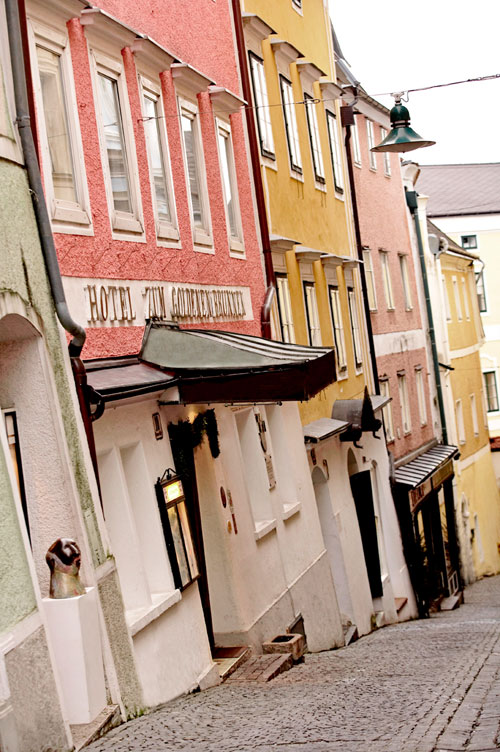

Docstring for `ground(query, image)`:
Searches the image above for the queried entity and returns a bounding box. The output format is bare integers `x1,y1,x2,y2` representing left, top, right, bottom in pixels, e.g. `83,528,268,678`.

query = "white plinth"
43,587,106,725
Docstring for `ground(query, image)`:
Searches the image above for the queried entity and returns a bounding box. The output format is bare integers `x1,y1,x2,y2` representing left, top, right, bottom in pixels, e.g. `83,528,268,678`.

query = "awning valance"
86,321,336,405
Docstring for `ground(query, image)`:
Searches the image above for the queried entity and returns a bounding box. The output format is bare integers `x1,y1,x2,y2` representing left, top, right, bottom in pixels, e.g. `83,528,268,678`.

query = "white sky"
327,0,500,165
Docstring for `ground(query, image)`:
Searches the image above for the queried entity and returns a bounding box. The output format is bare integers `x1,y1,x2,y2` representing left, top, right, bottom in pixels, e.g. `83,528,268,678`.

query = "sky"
327,0,500,165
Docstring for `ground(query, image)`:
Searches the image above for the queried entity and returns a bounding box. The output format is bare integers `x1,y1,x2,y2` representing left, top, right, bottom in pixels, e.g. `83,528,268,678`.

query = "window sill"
283,501,301,520
369,166,377,173
337,367,349,381
254,518,277,541
290,169,304,183
384,172,392,179
229,238,245,255
315,181,327,193
126,590,181,637
354,161,362,168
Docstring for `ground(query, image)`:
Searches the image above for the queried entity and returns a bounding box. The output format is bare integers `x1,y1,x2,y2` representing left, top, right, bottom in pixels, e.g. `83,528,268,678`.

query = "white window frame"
366,119,377,170
291,0,303,13
91,49,144,237
362,249,377,310
461,234,477,250
280,74,302,175
456,399,466,444
399,253,413,310
329,284,347,373
452,276,462,320
442,275,452,321
140,77,179,244
178,97,213,249
379,378,394,442
475,269,487,313
461,277,470,320
398,372,411,434
326,110,344,193
215,117,244,254
28,19,92,233
248,52,275,159
483,371,499,413
415,367,427,426
470,393,479,436
380,251,395,310
303,281,322,346
351,119,361,165
380,127,391,175
276,274,295,343
348,286,363,368
304,93,325,185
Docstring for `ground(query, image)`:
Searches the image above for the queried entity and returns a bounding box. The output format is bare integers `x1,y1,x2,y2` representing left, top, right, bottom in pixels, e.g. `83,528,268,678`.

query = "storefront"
83,321,345,705
393,444,461,617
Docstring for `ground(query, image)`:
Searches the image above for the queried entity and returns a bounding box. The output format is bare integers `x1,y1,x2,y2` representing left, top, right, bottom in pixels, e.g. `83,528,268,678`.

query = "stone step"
70,704,121,751
343,624,358,646
227,654,293,683
440,593,461,611
212,646,251,681
395,596,408,613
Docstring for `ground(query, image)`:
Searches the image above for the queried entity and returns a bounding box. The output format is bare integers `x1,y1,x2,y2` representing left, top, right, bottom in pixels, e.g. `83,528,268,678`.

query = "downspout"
6,0,102,488
341,104,379,394
230,0,276,339
406,190,448,444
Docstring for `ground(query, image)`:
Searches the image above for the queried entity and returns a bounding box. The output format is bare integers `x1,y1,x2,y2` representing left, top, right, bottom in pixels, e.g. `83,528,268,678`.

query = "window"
470,393,479,436
303,282,322,346
348,287,363,367
180,100,212,246
93,52,143,235
236,408,275,531
141,80,178,242
452,276,462,320
276,274,295,343
398,373,411,434
379,379,394,441
380,251,394,309
455,399,465,444
216,120,243,252
362,249,377,310
292,0,302,9
248,52,275,158
483,371,499,412
442,276,452,320
280,76,302,173
415,367,427,426
304,94,325,183
399,254,413,310
326,111,344,193
366,120,377,170
156,475,199,590
329,285,347,371
380,128,391,175
3,411,30,540
461,234,477,250
30,24,90,229
461,277,470,320
351,120,361,165
476,270,487,312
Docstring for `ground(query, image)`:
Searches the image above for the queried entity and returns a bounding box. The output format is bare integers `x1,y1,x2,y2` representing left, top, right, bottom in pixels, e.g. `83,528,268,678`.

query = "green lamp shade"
371,101,435,153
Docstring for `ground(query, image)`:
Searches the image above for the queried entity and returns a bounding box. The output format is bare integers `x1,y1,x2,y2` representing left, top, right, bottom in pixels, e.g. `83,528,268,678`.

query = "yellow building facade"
242,0,369,423
440,250,500,578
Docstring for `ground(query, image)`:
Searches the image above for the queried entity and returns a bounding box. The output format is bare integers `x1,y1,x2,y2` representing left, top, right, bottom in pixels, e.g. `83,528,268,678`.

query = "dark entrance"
350,470,383,599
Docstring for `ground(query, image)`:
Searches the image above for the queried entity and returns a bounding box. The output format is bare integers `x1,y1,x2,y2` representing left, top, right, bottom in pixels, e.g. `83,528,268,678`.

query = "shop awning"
394,444,458,489
86,321,336,404
303,417,350,444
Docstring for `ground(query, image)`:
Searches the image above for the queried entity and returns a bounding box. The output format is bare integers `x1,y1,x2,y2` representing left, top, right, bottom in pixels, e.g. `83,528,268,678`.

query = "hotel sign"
62,277,252,326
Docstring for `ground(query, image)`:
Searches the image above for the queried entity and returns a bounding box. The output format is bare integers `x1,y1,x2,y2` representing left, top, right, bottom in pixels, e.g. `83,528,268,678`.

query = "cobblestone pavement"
88,576,500,752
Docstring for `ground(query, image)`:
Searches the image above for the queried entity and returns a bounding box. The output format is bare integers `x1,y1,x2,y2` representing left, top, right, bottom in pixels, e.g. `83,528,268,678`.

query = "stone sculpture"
46,538,86,599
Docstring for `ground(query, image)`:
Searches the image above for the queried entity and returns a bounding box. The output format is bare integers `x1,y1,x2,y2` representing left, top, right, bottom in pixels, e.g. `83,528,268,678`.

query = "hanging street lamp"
371,93,435,153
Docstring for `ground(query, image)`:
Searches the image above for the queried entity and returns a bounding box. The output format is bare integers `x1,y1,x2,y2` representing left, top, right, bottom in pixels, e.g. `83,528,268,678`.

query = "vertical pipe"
406,191,448,444
230,0,276,338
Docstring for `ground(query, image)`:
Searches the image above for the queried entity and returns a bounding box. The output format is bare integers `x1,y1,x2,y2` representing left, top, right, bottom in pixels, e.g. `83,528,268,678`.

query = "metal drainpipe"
406,190,448,444
342,105,379,394
231,0,276,339
6,0,103,491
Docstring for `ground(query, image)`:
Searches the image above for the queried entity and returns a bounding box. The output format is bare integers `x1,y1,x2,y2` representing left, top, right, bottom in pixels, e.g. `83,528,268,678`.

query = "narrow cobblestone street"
87,576,500,752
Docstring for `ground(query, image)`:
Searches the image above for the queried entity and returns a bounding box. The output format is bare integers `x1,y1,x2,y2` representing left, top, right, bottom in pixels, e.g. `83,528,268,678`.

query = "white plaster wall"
94,399,214,705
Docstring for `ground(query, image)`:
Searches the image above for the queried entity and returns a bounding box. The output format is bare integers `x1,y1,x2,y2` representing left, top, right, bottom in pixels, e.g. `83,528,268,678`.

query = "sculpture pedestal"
43,587,106,725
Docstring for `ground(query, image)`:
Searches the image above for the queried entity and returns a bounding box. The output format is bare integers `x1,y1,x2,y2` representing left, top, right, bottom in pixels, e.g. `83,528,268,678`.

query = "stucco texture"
0,160,104,566
5,627,69,752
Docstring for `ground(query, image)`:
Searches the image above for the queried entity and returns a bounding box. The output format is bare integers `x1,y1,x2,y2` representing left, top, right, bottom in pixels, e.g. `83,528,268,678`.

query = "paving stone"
87,576,500,752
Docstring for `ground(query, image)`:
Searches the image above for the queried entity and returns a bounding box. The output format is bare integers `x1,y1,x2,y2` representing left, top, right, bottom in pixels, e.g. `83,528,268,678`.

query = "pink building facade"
349,97,435,462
